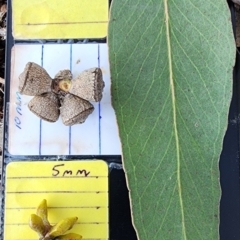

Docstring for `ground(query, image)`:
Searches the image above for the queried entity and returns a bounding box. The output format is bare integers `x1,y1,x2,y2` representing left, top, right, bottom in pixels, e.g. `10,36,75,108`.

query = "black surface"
219,2,240,240
110,169,138,240
219,51,240,239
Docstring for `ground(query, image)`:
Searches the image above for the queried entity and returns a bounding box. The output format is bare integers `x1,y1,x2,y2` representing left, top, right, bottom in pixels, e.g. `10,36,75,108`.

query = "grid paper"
8,44,121,156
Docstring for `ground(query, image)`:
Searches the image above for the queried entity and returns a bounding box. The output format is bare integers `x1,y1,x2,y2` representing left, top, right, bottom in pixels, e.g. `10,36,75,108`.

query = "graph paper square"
8,43,121,156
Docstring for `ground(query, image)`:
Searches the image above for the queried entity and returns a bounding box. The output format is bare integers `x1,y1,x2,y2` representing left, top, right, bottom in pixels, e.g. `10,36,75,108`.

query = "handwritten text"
15,92,22,129
52,164,91,177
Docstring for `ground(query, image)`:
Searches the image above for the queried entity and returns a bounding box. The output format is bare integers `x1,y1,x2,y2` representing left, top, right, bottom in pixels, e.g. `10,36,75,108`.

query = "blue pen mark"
14,92,22,129
39,45,44,155
98,44,102,155
69,44,72,155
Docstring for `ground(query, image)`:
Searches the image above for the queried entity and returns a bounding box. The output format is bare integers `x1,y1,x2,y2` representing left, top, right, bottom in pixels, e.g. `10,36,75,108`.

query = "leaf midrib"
163,0,187,239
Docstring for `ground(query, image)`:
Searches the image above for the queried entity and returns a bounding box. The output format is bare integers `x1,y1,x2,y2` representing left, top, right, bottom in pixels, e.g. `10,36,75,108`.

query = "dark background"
219,1,240,239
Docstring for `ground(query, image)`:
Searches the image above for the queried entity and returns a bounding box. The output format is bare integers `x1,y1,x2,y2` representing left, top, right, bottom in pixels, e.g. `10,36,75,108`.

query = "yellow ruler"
4,160,109,240
12,0,108,39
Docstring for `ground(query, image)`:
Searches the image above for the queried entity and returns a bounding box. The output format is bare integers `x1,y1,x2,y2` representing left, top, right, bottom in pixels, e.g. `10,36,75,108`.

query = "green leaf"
108,0,235,239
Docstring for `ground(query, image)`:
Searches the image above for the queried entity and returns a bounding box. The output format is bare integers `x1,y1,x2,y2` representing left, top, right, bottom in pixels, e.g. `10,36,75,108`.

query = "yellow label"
4,161,109,240
12,0,108,39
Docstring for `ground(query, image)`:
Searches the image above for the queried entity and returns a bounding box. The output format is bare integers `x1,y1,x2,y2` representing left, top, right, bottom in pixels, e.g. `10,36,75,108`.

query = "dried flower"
18,62,52,96
69,67,105,102
28,92,60,122
29,199,82,240
18,62,105,126
60,94,94,126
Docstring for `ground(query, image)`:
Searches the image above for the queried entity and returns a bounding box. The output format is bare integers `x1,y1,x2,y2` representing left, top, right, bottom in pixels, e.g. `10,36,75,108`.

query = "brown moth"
18,62,52,96
19,62,104,126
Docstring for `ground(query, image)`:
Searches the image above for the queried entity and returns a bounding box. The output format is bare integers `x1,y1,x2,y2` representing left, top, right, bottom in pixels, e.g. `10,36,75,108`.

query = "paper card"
4,160,108,240
12,0,108,39
8,43,121,156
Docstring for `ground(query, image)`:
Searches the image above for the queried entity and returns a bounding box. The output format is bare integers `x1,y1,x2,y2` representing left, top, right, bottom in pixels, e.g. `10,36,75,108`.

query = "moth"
18,62,105,126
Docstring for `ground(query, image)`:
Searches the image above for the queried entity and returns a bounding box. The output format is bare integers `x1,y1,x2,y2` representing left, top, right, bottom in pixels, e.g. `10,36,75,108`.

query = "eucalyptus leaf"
108,0,235,239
